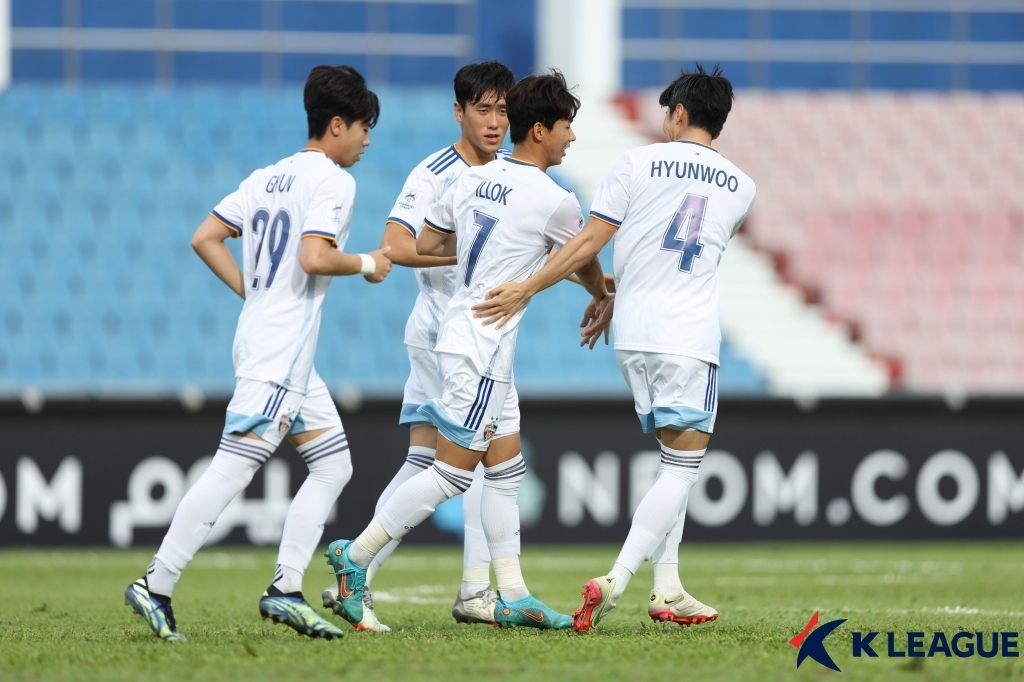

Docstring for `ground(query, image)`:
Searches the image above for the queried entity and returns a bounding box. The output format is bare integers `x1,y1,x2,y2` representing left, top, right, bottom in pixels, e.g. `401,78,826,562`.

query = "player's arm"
556,246,615,292
416,222,456,257
417,189,458,257
473,216,618,328
192,214,245,299
299,236,392,283
381,221,457,267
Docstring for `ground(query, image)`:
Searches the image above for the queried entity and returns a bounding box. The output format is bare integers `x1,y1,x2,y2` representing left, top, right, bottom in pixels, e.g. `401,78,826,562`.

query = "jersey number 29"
251,208,291,290
661,194,707,273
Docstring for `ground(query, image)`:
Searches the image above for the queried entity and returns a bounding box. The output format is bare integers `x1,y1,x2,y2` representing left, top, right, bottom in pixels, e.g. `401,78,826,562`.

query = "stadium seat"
0,85,767,398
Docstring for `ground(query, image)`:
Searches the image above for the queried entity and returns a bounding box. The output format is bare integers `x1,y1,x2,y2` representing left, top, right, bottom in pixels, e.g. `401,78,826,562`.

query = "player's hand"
364,246,392,283
473,281,531,329
580,294,614,349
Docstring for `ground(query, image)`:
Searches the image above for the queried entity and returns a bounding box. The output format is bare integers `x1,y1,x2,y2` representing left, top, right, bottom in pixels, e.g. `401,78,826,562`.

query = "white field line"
372,584,453,605
730,604,1024,618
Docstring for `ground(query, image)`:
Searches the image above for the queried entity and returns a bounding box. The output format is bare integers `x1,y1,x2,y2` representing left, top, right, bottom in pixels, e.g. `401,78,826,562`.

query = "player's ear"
329,115,345,137
531,121,545,143
454,101,464,123
674,103,688,128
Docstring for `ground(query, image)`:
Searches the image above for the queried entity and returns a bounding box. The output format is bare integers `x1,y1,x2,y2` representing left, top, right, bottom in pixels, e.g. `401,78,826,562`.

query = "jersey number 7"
464,210,498,286
661,194,707,273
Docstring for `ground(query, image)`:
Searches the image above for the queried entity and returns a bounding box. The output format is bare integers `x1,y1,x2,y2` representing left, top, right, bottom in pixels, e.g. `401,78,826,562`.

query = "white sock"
272,563,304,594
146,558,178,599
149,435,272,597
653,563,684,595
481,455,527,601
275,426,352,593
366,541,395,587
376,447,437,514
610,446,704,601
351,518,391,567
461,464,491,598
480,455,525,559
493,555,529,602
651,492,688,595
367,460,472,563
365,446,433,586
609,562,634,604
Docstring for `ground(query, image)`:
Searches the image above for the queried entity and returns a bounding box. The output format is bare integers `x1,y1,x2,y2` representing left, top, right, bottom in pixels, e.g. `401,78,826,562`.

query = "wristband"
359,254,376,276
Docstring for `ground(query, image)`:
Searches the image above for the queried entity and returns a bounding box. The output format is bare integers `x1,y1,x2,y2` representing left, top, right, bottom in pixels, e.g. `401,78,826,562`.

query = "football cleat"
124,578,186,642
493,594,572,630
259,588,345,640
572,574,617,633
324,539,367,625
648,589,718,626
452,586,497,625
322,583,391,632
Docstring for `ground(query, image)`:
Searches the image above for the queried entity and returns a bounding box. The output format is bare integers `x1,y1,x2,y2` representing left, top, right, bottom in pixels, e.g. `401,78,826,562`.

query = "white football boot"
648,589,718,626
322,583,391,632
451,586,497,625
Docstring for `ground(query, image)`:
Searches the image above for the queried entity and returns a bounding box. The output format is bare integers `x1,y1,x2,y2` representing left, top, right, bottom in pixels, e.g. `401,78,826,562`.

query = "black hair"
304,65,380,139
659,63,734,137
506,70,580,144
454,60,515,109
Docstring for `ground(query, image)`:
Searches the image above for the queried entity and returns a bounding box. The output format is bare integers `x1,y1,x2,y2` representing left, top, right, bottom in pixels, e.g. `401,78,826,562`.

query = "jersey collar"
505,156,537,167
673,140,720,154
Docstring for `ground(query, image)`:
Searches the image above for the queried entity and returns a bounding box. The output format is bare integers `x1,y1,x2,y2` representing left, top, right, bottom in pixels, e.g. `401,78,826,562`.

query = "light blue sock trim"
399,403,432,429
416,401,476,449
652,406,714,433
224,411,274,437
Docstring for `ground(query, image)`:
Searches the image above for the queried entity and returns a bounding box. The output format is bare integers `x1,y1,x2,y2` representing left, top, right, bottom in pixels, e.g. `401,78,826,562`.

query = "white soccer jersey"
590,141,756,364
424,157,584,382
387,145,509,350
211,148,356,393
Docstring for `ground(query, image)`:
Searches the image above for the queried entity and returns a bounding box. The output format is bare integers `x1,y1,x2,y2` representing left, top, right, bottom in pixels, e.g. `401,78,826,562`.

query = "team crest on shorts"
483,419,499,441
278,410,294,434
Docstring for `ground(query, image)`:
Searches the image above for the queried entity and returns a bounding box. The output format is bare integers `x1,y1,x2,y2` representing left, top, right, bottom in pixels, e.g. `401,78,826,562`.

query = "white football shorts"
399,345,444,429
417,352,521,452
617,351,718,434
224,371,342,448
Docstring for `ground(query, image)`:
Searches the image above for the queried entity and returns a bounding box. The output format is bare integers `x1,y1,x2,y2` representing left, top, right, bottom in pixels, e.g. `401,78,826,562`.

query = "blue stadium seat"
0,85,767,397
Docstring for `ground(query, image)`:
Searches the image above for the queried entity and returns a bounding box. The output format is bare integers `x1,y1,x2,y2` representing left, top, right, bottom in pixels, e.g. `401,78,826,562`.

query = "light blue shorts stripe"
652,406,714,433
417,400,476,449
224,411,275,438
289,412,307,435
399,403,432,429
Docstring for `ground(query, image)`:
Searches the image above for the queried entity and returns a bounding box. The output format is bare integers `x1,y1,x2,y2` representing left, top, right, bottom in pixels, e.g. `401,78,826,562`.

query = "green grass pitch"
2,542,1023,681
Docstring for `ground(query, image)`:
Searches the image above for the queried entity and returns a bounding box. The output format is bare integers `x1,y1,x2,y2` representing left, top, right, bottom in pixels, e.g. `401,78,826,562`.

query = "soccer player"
321,61,515,632
124,65,392,642
324,71,609,630
472,65,756,631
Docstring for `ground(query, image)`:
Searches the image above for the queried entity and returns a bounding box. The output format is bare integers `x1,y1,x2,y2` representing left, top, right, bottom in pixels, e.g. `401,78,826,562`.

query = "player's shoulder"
418,144,468,177
299,152,355,191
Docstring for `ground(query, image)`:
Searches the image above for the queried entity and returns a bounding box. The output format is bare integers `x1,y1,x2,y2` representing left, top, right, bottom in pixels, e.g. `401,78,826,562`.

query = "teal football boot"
324,539,367,625
493,594,573,630
124,578,186,642
258,587,345,640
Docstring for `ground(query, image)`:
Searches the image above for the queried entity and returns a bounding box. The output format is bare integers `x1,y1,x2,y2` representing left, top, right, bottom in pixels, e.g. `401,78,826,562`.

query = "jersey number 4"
464,210,498,286
661,194,707,273
251,208,291,290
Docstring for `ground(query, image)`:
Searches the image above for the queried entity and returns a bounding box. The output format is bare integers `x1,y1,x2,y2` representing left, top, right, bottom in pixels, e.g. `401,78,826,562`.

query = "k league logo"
789,611,1022,672
791,611,846,672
